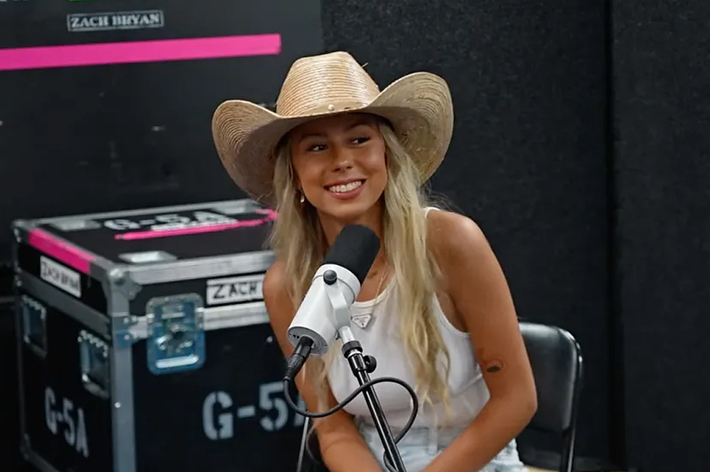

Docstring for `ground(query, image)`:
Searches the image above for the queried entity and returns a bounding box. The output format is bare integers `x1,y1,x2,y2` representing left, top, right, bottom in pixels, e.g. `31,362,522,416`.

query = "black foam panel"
322,0,611,464
613,2,710,471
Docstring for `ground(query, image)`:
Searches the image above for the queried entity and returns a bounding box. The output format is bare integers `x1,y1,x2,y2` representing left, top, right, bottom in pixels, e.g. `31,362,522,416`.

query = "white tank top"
326,208,491,429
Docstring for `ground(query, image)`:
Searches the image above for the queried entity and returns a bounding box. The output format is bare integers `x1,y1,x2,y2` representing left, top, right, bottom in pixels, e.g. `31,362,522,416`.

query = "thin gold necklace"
351,258,388,329
373,259,389,298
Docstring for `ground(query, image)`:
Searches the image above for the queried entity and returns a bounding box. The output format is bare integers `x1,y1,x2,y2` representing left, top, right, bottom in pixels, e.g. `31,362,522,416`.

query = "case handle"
20,295,48,358
78,330,110,399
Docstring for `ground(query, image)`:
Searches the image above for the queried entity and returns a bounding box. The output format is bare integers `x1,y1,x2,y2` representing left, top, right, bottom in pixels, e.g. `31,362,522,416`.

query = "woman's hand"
423,210,538,472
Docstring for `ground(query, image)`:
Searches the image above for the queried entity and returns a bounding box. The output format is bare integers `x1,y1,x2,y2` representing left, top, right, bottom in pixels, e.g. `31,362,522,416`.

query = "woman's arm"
423,211,538,472
262,261,383,472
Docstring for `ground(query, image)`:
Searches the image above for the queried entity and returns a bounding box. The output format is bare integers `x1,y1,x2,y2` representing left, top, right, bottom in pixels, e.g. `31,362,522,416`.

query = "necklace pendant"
351,312,372,329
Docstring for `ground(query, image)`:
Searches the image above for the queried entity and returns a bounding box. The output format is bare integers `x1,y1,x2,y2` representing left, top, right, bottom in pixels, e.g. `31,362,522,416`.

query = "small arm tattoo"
477,349,506,374
484,360,505,373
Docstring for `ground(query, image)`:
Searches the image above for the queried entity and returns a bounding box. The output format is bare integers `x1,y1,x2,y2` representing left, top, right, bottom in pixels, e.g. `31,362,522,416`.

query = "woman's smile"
325,178,366,200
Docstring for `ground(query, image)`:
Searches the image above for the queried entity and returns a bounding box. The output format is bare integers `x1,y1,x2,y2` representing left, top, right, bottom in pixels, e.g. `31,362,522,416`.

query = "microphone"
284,224,381,381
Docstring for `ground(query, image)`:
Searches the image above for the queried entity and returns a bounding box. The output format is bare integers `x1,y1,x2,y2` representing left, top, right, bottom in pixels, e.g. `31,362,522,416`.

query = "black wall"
322,0,613,466
613,2,710,471
0,0,324,262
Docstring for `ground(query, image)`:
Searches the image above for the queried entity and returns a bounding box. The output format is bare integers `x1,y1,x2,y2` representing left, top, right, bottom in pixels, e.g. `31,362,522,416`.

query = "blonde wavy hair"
269,118,452,421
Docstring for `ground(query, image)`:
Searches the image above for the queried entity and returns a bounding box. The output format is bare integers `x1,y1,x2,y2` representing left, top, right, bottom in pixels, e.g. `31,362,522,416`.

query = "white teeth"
328,180,363,193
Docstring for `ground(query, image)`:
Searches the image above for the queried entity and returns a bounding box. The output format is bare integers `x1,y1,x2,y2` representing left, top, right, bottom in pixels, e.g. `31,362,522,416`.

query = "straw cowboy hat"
211,51,454,208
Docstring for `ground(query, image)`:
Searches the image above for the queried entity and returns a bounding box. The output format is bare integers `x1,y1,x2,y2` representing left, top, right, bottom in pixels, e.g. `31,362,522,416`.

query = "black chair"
295,322,584,472
518,321,584,472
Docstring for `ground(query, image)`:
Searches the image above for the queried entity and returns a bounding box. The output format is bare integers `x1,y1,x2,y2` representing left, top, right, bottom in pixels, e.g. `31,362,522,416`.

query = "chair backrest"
519,321,583,434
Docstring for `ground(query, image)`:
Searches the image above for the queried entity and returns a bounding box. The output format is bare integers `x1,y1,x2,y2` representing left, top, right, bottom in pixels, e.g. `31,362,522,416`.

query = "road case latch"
146,294,205,375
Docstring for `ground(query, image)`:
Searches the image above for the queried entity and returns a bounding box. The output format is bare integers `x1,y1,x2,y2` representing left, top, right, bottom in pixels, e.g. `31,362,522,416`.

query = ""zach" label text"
206,274,264,306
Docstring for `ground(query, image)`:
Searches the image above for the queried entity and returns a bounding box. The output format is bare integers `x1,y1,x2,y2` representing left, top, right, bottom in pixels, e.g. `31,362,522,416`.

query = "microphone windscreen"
323,225,381,284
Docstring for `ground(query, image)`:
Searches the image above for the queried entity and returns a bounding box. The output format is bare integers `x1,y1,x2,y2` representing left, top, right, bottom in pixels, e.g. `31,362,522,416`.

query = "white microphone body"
281,225,407,472
287,263,362,356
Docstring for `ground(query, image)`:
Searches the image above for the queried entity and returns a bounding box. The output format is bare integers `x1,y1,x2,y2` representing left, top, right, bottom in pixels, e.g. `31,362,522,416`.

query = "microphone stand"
324,274,407,472
341,338,406,472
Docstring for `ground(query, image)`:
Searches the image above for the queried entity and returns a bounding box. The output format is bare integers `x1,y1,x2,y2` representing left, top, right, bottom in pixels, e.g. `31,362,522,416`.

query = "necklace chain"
350,258,388,329
373,259,389,299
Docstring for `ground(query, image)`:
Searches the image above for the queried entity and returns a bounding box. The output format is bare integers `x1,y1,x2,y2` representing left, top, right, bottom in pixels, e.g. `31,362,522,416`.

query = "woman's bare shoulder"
263,259,288,297
426,208,489,264
263,260,295,320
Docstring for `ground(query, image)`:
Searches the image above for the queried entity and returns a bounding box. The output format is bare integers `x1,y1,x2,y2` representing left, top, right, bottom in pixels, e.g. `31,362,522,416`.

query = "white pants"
358,423,528,472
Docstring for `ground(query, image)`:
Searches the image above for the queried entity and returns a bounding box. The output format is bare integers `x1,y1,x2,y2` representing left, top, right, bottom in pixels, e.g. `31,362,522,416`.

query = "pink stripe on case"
28,228,95,274
115,213,276,241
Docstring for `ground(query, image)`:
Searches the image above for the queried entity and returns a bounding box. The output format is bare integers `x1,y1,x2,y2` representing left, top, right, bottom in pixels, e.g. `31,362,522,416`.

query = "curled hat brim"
212,71,454,209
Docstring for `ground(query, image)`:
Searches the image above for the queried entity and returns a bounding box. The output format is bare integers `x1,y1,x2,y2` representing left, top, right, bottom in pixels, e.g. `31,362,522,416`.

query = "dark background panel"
612,2,710,471
0,0,324,263
321,0,612,465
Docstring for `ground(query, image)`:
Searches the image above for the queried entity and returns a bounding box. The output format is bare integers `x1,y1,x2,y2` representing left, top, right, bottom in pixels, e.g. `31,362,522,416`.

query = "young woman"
212,51,537,472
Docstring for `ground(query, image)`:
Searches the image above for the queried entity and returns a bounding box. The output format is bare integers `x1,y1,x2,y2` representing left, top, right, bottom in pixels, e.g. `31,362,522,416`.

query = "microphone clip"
322,269,354,342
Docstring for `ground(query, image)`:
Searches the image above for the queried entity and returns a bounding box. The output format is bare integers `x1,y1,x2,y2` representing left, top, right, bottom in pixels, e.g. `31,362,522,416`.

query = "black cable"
283,376,419,472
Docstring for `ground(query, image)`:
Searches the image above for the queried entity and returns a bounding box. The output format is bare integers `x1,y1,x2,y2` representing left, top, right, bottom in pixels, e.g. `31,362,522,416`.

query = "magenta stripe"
28,229,95,274
0,34,281,71
115,216,275,241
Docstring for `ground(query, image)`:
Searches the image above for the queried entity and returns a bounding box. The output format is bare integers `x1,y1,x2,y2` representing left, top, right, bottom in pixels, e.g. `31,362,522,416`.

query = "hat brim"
212,71,454,208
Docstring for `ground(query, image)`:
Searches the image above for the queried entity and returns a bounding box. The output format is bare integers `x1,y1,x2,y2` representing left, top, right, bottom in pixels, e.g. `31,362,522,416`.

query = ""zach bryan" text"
67,11,164,32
